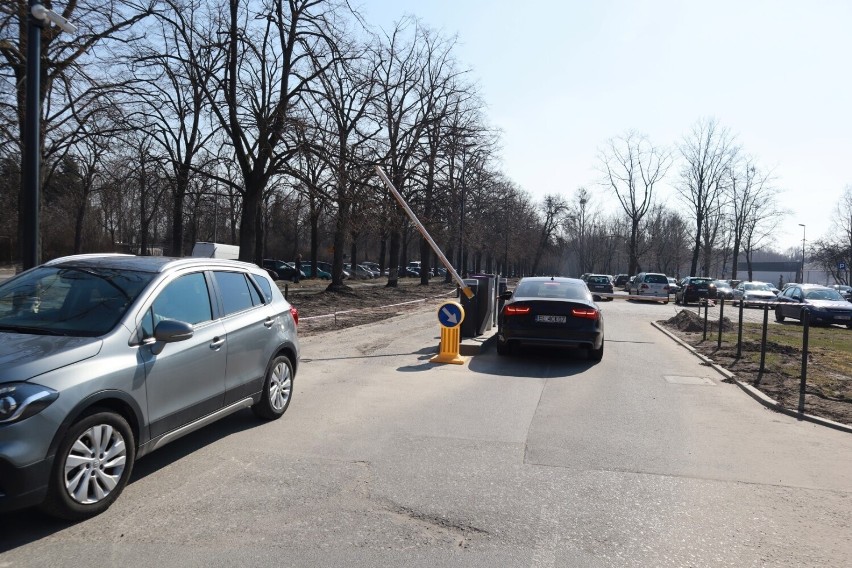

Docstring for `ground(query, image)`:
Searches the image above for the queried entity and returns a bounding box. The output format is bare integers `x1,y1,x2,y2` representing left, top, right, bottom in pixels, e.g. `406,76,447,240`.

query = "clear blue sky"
360,0,852,253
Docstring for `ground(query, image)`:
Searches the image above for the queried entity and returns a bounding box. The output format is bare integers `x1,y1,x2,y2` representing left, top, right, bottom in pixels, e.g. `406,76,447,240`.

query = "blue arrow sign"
437,302,464,328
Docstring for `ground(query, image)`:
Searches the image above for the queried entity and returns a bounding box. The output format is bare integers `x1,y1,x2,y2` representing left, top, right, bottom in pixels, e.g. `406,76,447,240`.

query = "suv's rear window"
644,274,668,284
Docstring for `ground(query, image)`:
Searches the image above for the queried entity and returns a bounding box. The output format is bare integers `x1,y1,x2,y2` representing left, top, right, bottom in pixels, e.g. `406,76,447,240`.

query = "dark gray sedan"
775,284,852,327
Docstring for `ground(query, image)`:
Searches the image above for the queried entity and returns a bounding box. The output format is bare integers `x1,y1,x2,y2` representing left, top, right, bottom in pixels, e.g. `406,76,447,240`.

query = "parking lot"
2,294,850,567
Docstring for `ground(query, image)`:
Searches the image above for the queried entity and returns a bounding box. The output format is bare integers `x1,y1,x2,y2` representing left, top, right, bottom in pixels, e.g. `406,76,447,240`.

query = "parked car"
775,284,852,327
613,274,630,289
344,263,375,279
362,262,382,277
315,261,349,279
628,272,670,303
622,276,636,292
667,277,681,295
262,259,305,281
733,281,777,307
584,274,614,301
674,277,716,305
831,284,852,301
496,276,604,361
0,254,299,519
713,280,735,300
300,264,331,280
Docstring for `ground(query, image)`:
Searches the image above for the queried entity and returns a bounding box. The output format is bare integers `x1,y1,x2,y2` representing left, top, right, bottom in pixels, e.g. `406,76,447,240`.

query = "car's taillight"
290,306,299,325
572,308,599,320
504,304,531,316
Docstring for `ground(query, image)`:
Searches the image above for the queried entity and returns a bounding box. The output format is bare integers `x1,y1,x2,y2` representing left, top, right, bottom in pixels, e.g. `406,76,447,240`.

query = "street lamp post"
798,223,806,283
22,2,77,269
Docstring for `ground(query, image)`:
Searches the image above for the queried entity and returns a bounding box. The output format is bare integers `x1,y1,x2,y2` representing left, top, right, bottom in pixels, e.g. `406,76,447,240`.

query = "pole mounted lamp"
798,223,806,284
22,2,77,270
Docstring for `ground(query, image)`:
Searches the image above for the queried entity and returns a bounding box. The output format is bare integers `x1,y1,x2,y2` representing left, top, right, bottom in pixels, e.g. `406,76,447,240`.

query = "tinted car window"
253,275,273,303
644,274,668,284
516,280,589,299
589,276,609,284
0,266,153,337
152,272,213,326
214,271,258,315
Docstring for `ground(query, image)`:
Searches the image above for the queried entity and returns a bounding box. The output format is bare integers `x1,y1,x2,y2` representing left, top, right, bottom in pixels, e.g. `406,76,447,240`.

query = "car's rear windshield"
644,274,668,284
516,280,590,300
743,283,771,291
690,278,712,286
588,276,609,284
0,266,154,337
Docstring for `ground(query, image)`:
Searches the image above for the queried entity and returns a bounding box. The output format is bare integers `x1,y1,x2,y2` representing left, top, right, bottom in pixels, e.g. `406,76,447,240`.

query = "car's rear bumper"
498,331,603,350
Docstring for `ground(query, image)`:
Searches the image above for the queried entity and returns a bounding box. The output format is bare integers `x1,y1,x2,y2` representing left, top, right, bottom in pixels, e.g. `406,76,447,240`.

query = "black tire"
41,410,135,520
674,295,680,305
252,355,294,420
496,340,511,356
588,341,604,362
775,308,785,322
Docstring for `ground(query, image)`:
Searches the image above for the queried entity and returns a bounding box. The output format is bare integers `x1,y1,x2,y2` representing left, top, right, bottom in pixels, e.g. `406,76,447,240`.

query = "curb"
651,321,852,435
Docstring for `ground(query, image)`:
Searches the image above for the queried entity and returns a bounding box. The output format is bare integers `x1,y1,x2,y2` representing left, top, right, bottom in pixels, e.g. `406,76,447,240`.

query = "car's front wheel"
252,355,294,420
775,308,785,322
41,410,135,520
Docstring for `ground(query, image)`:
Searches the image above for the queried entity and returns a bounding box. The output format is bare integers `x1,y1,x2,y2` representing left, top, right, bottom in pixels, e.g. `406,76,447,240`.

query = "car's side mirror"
148,319,194,355
155,319,194,343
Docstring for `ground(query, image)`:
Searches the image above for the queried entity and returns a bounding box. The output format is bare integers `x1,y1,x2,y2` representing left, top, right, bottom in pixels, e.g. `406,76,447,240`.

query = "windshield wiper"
0,325,71,336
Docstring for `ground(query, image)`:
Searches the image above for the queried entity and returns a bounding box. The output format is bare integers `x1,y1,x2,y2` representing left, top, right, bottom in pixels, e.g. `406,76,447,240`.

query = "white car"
629,272,670,303
733,281,777,307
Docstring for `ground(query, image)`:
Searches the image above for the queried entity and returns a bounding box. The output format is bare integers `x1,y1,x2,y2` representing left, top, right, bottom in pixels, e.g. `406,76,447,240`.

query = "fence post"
284,284,289,300
757,304,769,384
717,298,725,348
702,299,709,341
736,298,744,358
798,308,810,414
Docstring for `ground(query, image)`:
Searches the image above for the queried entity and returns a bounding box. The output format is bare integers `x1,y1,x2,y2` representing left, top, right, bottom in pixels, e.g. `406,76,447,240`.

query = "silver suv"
0,254,299,519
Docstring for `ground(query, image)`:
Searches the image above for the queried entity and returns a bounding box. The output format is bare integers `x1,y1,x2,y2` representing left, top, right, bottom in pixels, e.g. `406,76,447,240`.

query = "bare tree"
0,0,156,257
726,158,775,280
303,35,379,288
599,130,671,276
196,0,341,263
530,194,569,275
677,118,737,276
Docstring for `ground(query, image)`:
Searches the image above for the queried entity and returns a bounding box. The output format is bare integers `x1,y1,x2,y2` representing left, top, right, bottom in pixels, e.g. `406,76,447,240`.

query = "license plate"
536,315,566,323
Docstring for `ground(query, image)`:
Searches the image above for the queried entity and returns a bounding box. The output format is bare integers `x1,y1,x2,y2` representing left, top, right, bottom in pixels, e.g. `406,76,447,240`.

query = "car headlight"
0,383,59,424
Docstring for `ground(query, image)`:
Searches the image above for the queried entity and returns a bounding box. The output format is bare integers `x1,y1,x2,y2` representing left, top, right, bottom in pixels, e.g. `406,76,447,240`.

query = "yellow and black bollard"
430,301,466,365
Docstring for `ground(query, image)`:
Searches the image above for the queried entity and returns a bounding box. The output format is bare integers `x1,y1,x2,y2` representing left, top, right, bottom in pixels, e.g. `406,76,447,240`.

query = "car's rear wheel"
41,410,135,520
588,341,604,362
775,308,785,322
252,355,294,420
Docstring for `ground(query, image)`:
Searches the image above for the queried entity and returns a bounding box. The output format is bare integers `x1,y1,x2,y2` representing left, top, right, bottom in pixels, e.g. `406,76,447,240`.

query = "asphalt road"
1,299,851,567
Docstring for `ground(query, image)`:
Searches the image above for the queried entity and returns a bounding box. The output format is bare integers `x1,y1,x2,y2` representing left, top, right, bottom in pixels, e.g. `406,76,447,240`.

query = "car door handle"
210,337,225,349
264,317,275,328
